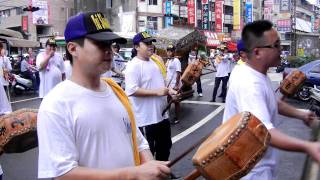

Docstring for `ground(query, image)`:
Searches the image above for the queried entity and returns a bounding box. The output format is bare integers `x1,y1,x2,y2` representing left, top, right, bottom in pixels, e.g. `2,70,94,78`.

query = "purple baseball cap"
237,39,246,52
64,12,126,44
133,32,156,45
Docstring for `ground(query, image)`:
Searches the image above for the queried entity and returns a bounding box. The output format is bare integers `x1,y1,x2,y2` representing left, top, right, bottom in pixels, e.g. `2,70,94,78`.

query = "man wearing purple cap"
125,31,174,163
37,12,170,180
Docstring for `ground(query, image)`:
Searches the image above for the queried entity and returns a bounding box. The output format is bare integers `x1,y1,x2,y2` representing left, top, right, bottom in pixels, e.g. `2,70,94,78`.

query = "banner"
264,0,273,21
203,30,220,47
32,0,48,25
215,0,223,32
22,16,28,32
202,0,209,29
277,19,291,32
245,0,253,23
280,0,290,12
233,0,241,30
164,1,173,28
187,0,195,24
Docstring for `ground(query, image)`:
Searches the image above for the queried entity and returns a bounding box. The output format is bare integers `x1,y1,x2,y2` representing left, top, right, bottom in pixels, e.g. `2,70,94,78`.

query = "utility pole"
291,0,297,56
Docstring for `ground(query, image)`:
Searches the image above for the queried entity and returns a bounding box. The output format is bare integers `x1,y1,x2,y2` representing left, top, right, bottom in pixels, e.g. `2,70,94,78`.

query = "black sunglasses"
256,41,281,50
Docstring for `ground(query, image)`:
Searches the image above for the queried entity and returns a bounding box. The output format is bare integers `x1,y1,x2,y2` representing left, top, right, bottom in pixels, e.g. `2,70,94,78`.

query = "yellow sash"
102,78,140,166
150,54,166,78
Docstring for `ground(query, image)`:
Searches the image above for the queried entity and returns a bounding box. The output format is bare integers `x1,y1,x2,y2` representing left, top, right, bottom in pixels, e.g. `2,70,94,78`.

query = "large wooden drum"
192,112,270,180
0,109,38,154
181,61,204,86
280,69,306,96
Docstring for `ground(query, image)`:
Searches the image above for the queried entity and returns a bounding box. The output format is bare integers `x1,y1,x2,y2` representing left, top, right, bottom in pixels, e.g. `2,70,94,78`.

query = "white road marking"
10,97,40,104
208,81,215,86
172,102,225,144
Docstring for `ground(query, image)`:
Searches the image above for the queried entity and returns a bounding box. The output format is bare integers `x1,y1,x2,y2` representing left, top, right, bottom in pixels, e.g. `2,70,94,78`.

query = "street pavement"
0,69,315,180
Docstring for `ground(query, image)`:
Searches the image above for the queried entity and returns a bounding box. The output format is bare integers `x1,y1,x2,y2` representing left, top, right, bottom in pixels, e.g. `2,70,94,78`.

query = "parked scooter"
276,58,290,73
12,74,35,95
304,85,320,117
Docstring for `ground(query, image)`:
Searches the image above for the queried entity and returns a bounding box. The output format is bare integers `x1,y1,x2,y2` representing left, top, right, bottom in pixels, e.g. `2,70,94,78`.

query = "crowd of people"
0,11,320,180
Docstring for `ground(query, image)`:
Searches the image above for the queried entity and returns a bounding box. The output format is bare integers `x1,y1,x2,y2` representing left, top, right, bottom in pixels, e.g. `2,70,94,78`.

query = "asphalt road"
0,70,315,180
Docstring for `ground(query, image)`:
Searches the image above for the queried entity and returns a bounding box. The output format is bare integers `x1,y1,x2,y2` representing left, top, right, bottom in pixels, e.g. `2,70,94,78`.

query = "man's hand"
45,49,55,59
305,142,320,164
299,109,317,127
155,87,169,96
134,160,171,180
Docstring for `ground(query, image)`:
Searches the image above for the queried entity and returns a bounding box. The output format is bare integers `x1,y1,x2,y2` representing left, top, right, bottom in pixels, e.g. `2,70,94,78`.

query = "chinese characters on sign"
233,0,241,30
164,0,173,28
277,19,291,32
32,0,49,25
202,0,209,30
187,0,195,24
215,0,223,32
245,0,253,23
280,0,290,12
264,0,273,21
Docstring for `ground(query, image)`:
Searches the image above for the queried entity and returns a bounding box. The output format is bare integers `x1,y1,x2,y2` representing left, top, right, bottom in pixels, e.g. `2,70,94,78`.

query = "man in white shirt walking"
223,20,320,180
36,38,65,98
125,31,174,162
166,44,181,124
211,49,229,102
37,12,170,180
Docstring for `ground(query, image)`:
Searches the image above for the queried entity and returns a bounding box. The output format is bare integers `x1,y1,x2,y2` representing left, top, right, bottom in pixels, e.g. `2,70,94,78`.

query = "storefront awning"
201,31,232,47
0,28,23,39
0,36,40,48
154,27,206,52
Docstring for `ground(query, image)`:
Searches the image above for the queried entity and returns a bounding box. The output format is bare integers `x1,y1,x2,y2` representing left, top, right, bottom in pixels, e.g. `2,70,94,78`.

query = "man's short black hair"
65,38,85,65
241,20,273,54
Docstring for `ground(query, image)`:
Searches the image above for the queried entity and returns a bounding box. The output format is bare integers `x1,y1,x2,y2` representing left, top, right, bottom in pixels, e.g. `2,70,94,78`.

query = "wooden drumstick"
168,131,212,167
184,169,201,180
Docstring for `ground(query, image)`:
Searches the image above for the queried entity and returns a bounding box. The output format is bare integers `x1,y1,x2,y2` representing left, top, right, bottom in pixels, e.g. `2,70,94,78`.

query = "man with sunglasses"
125,32,174,163
36,38,65,98
37,12,170,180
223,20,320,180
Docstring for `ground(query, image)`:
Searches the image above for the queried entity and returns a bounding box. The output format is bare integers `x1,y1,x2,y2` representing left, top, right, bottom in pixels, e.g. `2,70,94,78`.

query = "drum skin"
192,112,271,180
181,61,204,86
280,70,306,97
0,109,38,154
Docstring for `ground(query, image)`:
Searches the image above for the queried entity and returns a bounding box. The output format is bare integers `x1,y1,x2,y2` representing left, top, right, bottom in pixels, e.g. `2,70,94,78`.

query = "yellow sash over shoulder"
150,54,167,79
102,78,140,166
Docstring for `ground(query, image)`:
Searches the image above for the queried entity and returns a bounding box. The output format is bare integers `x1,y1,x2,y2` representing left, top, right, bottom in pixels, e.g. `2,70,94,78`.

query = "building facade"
0,0,74,45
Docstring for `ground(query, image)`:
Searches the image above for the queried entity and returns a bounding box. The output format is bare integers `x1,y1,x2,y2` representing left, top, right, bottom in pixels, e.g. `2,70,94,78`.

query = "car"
119,48,133,62
283,60,320,100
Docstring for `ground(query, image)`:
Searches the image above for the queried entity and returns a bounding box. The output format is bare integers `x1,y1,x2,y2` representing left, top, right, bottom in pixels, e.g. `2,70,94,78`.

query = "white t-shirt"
215,56,230,77
63,61,72,80
0,56,12,86
20,59,29,72
0,81,11,176
166,57,181,88
0,82,11,115
36,52,65,98
223,64,278,179
37,80,149,178
125,56,169,127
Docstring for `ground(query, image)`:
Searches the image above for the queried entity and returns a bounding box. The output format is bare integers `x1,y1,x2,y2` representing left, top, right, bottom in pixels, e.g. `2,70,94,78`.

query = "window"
106,0,112,8
16,7,23,15
147,16,158,30
149,0,157,5
310,65,320,73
